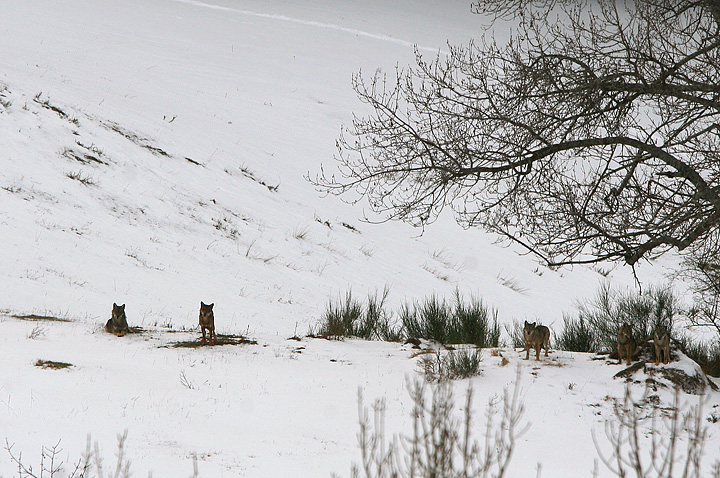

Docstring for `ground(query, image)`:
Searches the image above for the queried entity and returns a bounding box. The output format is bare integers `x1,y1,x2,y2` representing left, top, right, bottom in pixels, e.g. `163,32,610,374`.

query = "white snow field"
0,0,717,476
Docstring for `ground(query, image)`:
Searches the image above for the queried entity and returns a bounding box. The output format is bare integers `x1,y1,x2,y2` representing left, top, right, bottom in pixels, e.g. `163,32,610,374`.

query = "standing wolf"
105,303,129,337
523,321,550,361
653,325,671,365
617,324,637,366
199,302,215,345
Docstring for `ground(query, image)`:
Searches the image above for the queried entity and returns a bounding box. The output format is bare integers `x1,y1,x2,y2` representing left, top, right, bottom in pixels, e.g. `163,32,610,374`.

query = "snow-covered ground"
0,0,717,476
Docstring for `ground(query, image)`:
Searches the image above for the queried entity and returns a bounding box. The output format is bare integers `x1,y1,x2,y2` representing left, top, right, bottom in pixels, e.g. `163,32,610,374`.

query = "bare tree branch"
313,0,720,268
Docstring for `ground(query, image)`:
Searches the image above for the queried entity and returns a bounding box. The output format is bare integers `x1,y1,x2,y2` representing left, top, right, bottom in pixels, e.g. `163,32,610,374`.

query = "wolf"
105,303,129,337
199,302,215,345
523,320,550,361
653,325,671,365
617,323,637,366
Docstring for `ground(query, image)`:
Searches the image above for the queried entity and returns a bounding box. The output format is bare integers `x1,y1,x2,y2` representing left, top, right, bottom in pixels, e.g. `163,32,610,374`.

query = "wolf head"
618,323,633,340
199,301,214,324
654,325,669,341
112,303,127,323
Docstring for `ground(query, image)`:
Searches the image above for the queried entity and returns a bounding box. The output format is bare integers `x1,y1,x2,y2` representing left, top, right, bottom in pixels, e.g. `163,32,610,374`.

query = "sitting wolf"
523,320,550,361
617,324,637,366
653,325,671,365
105,303,129,337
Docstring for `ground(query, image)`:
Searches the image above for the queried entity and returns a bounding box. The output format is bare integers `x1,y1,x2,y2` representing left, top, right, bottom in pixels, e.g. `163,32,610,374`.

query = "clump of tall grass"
314,289,500,346
313,287,401,341
505,320,526,349
421,349,484,382
554,315,596,353
401,291,500,347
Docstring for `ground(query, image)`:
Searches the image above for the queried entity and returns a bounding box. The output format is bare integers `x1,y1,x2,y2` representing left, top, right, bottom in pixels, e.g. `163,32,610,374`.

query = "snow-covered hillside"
0,1,715,477
0,0,672,334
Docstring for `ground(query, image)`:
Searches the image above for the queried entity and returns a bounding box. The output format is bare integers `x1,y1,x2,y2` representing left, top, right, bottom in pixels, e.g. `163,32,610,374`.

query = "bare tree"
676,230,720,335
314,0,720,268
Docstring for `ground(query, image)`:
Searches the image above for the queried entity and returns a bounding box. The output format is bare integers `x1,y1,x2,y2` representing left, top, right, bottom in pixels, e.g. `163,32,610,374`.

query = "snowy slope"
0,0,670,334
0,0,713,477
0,315,717,477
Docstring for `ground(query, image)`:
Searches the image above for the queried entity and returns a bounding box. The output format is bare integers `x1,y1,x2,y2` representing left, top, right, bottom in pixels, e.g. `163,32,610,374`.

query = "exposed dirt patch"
35,359,72,370
11,314,72,323
165,334,258,348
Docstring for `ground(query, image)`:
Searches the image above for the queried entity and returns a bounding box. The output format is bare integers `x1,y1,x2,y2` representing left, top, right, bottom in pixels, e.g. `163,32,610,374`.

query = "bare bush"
344,373,526,478
5,432,200,478
594,386,720,478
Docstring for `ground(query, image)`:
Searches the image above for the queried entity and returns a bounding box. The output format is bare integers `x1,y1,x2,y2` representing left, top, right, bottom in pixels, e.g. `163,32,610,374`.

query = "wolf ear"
200,301,206,307
113,303,118,308
209,303,214,309
120,304,125,310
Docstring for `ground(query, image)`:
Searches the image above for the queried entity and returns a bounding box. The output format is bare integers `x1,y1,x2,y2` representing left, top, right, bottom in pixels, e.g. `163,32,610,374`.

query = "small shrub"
573,283,678,352
316,289,498,345
421,349,484,382
555,314,596,352
401,290,500,346
595,387,720,477
5,432,200,478
317,290,364,339
401,295,452,343
315,287,399,341
364,287,402,342
212,216,239,238
238,163,279,192
291,225,309,240
505,319,526,349
33,92,69,120
677,337,720,378
345,374,525,478
454,292,501,347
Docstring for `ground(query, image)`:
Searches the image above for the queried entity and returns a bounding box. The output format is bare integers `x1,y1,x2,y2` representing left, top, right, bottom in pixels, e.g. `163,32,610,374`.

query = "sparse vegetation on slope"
314,289,500,347
564,284,678,352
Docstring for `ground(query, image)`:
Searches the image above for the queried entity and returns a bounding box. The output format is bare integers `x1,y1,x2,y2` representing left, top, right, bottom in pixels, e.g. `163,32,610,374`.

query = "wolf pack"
104,302,671,366
105,301,216,345
522,320,672,366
